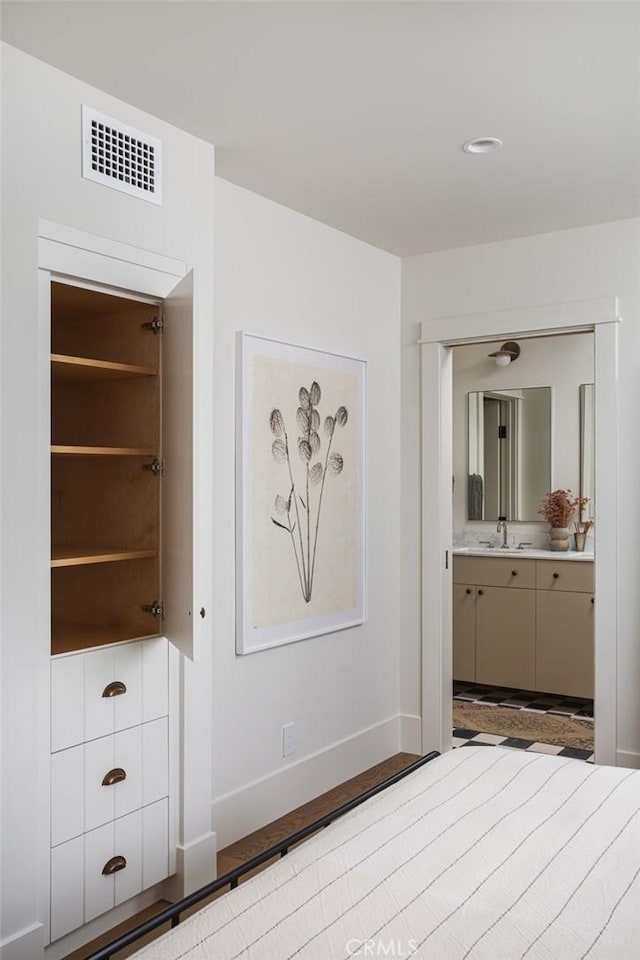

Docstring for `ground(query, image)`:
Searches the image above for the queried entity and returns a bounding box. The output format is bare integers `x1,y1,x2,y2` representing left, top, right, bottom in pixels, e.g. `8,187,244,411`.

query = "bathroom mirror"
580,383,595,520
467,387,552,521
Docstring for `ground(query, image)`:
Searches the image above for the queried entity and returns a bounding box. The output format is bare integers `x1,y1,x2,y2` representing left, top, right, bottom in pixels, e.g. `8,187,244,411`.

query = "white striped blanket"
134,747,640,959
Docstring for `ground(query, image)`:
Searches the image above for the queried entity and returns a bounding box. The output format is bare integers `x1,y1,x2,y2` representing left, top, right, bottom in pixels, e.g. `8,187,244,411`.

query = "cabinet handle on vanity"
102,767,127,787
477,589,484,596
511,570,518,577
591,598,595,605
553,573,559,580
102,681,127,698
102,855,127,876
466,588,472,594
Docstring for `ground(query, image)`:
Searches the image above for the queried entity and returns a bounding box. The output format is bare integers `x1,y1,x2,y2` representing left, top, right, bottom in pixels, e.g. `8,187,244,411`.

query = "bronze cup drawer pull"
102,767,127,787
102,855,127,876
102,681,127,698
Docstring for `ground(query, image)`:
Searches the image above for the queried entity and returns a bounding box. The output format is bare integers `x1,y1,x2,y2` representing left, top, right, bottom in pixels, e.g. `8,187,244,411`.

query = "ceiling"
2,1,640,256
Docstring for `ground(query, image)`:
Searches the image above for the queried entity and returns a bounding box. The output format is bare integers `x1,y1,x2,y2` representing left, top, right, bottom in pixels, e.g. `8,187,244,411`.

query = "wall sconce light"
488,341,521,367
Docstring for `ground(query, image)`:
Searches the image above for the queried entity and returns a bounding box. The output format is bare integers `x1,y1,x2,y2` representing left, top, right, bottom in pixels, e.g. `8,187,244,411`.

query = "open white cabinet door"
162,271,197,659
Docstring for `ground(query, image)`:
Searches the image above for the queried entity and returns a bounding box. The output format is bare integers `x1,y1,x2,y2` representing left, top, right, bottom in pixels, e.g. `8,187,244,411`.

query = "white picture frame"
236,333,366,654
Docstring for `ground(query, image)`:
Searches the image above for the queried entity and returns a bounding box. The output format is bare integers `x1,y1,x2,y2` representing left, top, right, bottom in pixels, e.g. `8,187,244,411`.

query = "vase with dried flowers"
538,489,590,552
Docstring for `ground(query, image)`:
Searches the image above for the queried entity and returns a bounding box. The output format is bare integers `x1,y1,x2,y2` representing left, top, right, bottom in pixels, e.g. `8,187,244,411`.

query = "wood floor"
62,751,421,960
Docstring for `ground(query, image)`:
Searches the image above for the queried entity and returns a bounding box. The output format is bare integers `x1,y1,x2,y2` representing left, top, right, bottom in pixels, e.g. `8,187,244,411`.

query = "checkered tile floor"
453,680,594,719
452,681,594,762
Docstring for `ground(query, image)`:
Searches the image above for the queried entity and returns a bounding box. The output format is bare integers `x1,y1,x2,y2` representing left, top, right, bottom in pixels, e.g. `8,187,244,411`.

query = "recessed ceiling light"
462,137,503,155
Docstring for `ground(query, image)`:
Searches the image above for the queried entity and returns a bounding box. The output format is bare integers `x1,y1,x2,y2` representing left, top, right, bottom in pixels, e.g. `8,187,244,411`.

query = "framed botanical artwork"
236,333,366,654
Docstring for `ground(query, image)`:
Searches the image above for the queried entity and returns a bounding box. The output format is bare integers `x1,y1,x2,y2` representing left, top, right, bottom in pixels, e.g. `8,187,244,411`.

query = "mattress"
133,747,640,959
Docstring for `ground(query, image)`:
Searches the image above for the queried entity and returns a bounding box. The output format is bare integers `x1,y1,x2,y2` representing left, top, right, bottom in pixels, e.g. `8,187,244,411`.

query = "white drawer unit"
51,799,169,940
51,637,169,752
51,718,169,847
49,639,171,943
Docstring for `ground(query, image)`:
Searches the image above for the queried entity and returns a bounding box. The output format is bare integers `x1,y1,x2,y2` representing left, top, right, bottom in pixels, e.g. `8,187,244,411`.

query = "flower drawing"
270,380,348,602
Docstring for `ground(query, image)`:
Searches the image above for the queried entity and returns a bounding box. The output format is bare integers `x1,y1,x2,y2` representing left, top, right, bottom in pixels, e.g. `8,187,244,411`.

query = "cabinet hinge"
143,458,164,477
142,314,164,334
143,600,165,619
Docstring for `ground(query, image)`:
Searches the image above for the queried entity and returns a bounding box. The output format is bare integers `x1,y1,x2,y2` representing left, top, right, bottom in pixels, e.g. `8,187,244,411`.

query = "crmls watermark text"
346,939,418,957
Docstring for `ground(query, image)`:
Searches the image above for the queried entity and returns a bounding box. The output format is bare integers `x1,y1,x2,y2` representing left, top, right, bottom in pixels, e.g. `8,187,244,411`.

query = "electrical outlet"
282,722,296,758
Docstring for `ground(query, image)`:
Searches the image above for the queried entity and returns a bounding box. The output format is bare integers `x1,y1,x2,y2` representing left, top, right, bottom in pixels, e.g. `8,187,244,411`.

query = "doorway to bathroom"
450,332,595,761
418,297,619,767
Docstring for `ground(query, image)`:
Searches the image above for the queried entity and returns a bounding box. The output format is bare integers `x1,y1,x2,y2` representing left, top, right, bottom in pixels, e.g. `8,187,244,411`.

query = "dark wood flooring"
63,751,421,959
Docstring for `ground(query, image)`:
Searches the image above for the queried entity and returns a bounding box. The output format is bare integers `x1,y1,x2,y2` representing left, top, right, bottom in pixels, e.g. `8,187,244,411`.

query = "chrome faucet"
497,519,509,549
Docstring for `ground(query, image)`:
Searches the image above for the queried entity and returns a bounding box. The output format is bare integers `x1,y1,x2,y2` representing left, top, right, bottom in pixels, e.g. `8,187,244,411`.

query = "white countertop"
453,547,594,561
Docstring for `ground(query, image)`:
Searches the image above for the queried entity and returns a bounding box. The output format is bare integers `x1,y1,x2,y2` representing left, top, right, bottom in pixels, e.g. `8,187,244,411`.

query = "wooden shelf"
51,353,157,384
51,445,157,457
51,546,157,568
51,621,158,656
50,283,162,656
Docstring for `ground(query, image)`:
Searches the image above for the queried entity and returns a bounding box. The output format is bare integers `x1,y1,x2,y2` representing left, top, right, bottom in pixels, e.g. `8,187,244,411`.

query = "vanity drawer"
535,560,594,593
86,800,169,921
85,809,144,923
51,638,169,752
453,556,535,589
50,799,169,941
51,718,169,846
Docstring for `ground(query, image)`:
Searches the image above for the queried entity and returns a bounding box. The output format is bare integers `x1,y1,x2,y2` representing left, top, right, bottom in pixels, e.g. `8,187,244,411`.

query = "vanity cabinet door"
536,591,594,698
476,587,535,690
453,584,476,681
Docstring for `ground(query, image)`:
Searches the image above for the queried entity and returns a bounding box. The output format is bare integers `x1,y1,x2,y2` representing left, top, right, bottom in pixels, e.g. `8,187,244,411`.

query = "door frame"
419,297,620,766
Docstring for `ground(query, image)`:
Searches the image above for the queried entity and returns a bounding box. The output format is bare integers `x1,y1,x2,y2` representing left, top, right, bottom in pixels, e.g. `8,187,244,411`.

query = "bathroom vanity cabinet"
535,561,595,698
453,555,594,698
453,557,536,689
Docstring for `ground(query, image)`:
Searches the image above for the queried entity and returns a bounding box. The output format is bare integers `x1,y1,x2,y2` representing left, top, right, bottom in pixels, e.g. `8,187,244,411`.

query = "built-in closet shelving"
50,281,163,655
51,545,157,568
51,445,157,456
51,353,157,382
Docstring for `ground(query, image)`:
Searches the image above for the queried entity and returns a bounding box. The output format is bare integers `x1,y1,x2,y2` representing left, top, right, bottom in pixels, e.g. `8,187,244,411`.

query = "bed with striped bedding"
132,746,640,960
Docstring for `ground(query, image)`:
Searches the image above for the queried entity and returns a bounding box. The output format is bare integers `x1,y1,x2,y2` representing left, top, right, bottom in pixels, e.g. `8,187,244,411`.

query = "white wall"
452,333,594,540
211,179,402,844
1,44,403,955
1,45,215,957
401,218,640,763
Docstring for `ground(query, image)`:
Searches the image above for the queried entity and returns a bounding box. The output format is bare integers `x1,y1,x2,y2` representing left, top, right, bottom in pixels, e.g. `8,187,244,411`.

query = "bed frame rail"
87,751,440,959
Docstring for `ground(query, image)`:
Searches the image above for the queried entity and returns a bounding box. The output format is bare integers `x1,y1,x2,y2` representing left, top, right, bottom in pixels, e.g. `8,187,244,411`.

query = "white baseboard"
616,749,640,769
399,714,422,754
163,831,218,900
1,922,44,960
211,715,402,848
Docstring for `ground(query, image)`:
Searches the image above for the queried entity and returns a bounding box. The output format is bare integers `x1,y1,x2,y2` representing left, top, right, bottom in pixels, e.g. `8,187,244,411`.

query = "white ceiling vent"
82,106,162,205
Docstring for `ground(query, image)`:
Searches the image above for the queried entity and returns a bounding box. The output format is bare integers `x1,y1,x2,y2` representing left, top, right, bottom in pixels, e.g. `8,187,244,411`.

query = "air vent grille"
82,106,162,205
